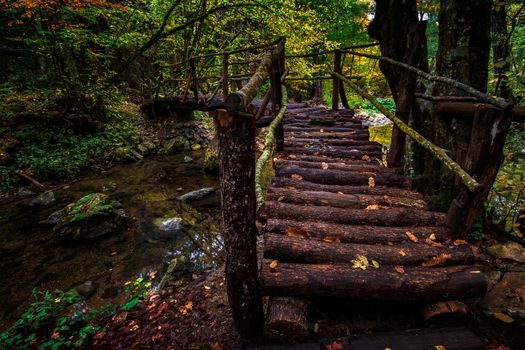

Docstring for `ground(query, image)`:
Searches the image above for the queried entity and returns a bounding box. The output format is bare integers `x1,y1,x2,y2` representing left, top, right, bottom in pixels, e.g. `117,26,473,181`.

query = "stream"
0,151,221,325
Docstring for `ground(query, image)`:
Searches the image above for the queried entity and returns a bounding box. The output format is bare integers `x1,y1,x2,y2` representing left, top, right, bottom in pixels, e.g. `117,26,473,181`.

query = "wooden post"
222,53,229,99
270,40,285,151
332,50,342,111
213,109,264,340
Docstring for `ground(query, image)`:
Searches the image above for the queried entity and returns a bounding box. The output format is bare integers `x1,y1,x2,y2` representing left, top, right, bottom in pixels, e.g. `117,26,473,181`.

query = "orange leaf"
291,174,303,180
286,227,309,238
453,239,468,246
399,249,407,256
269,260,278,270
362,154,370,161
368,177,375,188
405,231,419,243
429,233,436,241
324,341,344,350
394,265,405,274
422,253,452,267
321,162,329,170
425,238,444,248
492,312,514,323
366,204,380,210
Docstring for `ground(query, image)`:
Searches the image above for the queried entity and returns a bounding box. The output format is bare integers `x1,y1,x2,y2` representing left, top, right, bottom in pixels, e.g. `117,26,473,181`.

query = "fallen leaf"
362,154,370,161
178,300,193,315
286,227,309,238
425,238,444,248
399,249,407,256
394,265,405,274
204,285,211,290
320,129,324,133
321,162,329,170
405,231,419,243
323,235,341,243
422,253,452,267
371,259,380,268
434,346,446,350
325,341,344,350
277,196,285,202
313,322,319,333
351,255,369,270
368,177,375,188
366,204,380,210
269,260,278,270
453,239,468,246
429,233,436,241
291,174,303,180
337,191,344,195
492,312,514,323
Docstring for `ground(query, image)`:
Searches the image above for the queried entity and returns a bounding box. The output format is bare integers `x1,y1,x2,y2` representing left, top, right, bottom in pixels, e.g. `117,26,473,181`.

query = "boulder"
29,191,55,207
177,187,215,202
154,217,183,232
42,193,128,241
487,242,525,263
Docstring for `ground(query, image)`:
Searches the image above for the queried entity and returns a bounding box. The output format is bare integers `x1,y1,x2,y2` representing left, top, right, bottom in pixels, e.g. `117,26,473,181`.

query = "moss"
202,146,218,173
369,124,393,147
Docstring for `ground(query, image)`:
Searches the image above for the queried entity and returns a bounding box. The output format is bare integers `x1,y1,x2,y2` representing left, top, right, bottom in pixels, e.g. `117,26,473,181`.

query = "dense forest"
1,0,525,349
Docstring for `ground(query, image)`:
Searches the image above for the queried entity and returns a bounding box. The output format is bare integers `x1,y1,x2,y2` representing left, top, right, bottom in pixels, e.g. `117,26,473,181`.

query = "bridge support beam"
213,108,264,340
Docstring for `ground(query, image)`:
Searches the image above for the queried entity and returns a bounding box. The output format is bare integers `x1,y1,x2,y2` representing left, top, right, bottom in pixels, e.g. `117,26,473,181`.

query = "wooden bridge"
154,38,525,348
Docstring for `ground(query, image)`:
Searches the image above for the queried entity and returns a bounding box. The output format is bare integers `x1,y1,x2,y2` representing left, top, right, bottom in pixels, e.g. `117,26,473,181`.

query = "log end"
264,297,309,342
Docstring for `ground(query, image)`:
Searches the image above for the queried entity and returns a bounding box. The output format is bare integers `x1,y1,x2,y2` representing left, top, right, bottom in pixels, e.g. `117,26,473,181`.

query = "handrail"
255,85,288,206
286,42,378,58
224,39,285,111
333,72,482,192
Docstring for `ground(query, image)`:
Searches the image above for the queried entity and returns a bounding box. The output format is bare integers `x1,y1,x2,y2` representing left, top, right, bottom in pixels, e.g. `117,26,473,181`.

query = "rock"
154,217,183,232
177,187,215,202
480,272,525,316
75,280,98,299
16,187,35,197
143,140,156,151
43,193,129,240
115,147,143,162
29,191,55,207
137,143,149,155
163,136,189,154
487,242,525,263
183,156,193,163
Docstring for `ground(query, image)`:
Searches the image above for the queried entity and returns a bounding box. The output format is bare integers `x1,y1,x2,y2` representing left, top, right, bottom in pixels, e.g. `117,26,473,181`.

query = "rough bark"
264,297,308,342
261,263,487,301
264,233,474,266
266,187,427,209
287,131,370,140
282,147,382,160
213,109,263,339
260,202,446,227
275,165,408,187
275,158,394,173
270,177,423,198
265,218,447,244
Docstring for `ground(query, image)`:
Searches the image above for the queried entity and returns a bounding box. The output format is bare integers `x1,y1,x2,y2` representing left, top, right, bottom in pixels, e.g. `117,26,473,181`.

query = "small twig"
17,171,45,191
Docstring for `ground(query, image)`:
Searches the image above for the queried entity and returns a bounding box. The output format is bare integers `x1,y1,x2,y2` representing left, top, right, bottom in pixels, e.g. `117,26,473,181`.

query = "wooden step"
260,262,486,301
288,131,370,140
263,232,474,266
271,178,422,198
266,187,427,209
275,158,389,172
260,202,446,226
264,219,448,244
275,165,408,187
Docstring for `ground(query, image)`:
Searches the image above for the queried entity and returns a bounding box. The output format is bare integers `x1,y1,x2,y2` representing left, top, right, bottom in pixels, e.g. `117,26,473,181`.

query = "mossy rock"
202,146,218,173
44,193,129,241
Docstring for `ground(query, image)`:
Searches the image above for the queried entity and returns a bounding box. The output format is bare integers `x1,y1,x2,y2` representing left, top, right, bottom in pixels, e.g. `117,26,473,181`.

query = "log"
284,126,368,132
271,177,423,198
261,202,446,226
284,138,378,147
267,187,427,209
284,142,382,153
419,301,469,323
347,327,484,350
287,131,370,140
277,155,383,166
264,232,474,266
213,109,263,339
282,147,382,160
264,218,448,244
276,165,408,187
264,297,308,342
260,263,487,301
275,159,393,173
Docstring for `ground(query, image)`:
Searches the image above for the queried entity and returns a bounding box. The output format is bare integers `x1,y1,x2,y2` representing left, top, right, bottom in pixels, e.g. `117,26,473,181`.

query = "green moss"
202,146,218,173
369,124,393,148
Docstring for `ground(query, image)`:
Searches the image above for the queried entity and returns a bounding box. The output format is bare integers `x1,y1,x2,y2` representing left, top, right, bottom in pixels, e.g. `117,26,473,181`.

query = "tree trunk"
213,109,263,339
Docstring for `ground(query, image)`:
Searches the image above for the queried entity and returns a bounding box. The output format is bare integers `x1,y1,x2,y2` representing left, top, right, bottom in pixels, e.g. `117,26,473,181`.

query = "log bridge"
157,38,525,348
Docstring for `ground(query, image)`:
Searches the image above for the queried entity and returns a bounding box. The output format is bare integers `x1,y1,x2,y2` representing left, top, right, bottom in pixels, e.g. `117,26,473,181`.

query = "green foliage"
0,289,114,350
61,193,115,225
122,277,152,311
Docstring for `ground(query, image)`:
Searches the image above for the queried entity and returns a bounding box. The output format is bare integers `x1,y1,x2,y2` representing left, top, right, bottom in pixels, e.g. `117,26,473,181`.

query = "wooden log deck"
256,103,487,348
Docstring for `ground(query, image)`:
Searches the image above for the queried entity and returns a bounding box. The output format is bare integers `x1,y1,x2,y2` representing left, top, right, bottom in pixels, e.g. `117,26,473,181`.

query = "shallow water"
0,152,221,324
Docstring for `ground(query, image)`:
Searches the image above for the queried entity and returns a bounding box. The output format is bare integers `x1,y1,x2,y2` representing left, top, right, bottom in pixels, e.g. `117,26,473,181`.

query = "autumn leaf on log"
394,265,405,274
422,253,452,267
291,174,303,180
429,233,436,241
405,231,419,243
425,238,444,248
337,191,344,195
277,196,285,202
366,204,380,210
368,177,375,188
434,346,446,350
321,162,329,170
178,300,193,315
351,255,369,270
362,154,370,161
324,341,344,350
323,235,341,243
286,227,309,238
399,249,407,256
371,259,380,268
269,260,279,271
320,129,324,133
492,312,514,323
453,239,468,246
